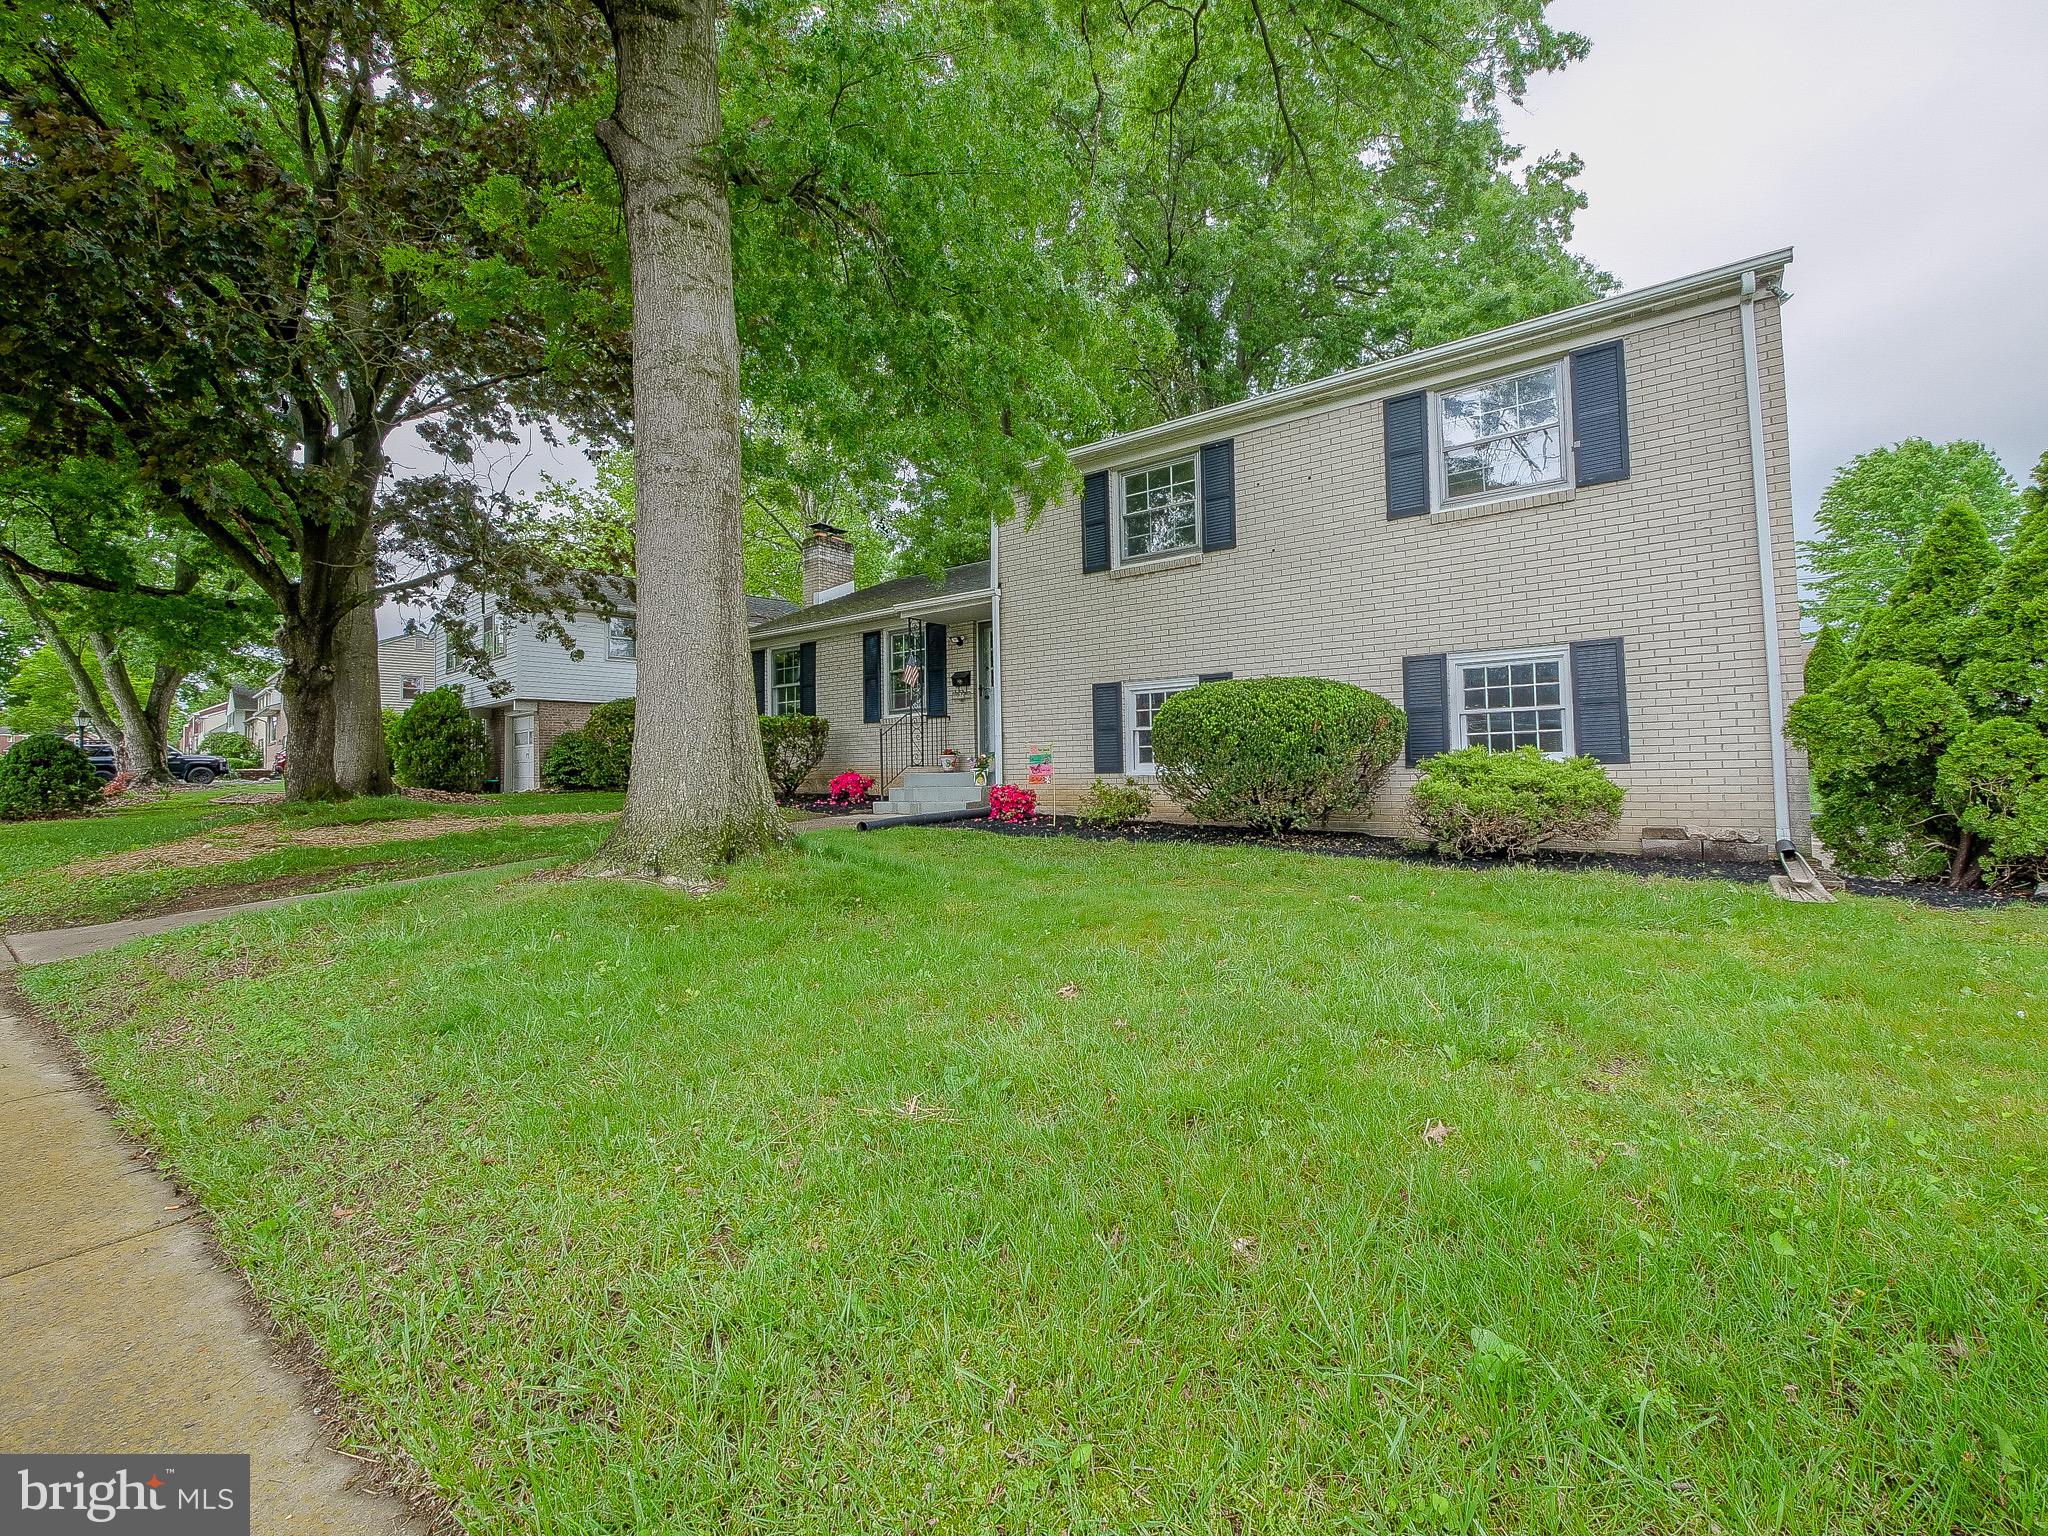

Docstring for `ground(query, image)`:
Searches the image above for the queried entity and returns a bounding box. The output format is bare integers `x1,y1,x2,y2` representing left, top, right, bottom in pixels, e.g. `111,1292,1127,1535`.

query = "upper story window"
888,628,924,714
400,674,422,700
480,611,507,659
770,646,803,716
1126,677,1196,772
1451,648,1570,756
1437,362,1566,504
607,615,636,660
1120,456,1198,561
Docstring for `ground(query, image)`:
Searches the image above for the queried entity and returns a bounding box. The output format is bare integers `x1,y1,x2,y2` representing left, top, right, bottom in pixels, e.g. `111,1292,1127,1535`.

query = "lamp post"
73,707,90,751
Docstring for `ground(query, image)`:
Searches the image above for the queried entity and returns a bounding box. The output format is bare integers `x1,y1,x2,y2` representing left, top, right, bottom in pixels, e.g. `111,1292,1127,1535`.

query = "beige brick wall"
994,296,1810,852
759,623,985,795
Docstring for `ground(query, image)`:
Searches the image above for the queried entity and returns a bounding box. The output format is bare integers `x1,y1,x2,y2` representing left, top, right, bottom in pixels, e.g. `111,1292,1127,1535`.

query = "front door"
976,621,994,761
510,714,536,793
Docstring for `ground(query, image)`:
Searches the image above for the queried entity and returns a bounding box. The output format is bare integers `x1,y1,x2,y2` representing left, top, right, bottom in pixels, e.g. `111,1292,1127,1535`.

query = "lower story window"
1127,677,1196,771
771,646,803,716
1452,649,1569,755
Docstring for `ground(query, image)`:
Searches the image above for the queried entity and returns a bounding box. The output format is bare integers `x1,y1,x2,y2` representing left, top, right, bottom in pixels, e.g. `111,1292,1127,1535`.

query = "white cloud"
1515,0,2048,534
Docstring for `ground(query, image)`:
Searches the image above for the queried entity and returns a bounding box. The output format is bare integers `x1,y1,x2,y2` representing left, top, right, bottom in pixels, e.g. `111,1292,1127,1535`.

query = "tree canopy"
1801,439,2021,635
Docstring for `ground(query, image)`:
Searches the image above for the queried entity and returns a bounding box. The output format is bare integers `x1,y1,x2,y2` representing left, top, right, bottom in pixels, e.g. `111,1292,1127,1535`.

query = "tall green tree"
588,0,1600,872
1850,497,2000,675
0,2,629,800
1801,439,2020,635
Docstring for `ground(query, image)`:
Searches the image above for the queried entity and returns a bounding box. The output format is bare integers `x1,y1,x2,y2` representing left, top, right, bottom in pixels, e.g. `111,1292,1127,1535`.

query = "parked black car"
81,743,232,786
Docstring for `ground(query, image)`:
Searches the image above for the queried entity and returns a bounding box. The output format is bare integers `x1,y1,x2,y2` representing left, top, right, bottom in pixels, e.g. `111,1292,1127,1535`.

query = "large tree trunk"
589,0,785,875
332,535,394,797
278,601,344,802
89,633,177,785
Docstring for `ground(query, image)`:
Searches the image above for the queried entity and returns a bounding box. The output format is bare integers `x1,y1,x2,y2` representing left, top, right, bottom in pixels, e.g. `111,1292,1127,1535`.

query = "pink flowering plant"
824,770,874,806
987,784,1037,823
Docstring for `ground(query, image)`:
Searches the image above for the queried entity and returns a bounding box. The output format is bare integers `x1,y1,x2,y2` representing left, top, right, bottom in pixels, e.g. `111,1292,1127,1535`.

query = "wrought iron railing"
878,706,948,796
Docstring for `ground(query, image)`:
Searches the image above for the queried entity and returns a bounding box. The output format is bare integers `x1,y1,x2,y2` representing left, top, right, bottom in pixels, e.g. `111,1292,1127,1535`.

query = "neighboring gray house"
178,685,260,752
436,580,797,791
378,620,435,711
761,249,1811,856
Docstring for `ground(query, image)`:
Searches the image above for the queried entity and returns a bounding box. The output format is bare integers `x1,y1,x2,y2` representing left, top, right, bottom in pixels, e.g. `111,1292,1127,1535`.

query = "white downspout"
988,513,1003,785
1739,271,1794,848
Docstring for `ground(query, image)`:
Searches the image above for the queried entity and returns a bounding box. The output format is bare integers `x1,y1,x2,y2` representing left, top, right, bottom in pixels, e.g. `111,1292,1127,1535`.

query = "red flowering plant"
987,784,1037,823
806,770,880,819
101,770,133,799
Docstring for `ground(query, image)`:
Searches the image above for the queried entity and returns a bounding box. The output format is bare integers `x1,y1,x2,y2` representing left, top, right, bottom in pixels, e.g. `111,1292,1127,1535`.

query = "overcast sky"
386,4,2046,633
1515,0,2048,534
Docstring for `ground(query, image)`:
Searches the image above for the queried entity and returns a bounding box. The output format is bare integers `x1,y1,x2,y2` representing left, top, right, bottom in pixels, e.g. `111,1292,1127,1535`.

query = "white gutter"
1064,247,1794,473
988,515,1003,784
1739,271,1794,847
748,585,995,643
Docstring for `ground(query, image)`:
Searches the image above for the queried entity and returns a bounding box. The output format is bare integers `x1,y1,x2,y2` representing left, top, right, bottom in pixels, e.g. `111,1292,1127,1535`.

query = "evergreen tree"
1956,499,2048,728
1851,497,1999,675
1802,625,1849,697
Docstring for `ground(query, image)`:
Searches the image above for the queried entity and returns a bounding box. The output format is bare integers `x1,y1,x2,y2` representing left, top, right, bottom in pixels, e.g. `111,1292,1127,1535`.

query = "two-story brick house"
992,248,1810,855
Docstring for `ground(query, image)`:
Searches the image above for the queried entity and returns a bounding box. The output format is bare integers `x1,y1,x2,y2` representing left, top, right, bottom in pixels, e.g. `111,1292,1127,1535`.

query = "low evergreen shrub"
1408,746,1625,857
197,728,259,768
582,699,635,791
388,686,489,792
1076,778,1153,828
1150,677,1404,833
760,713,829,800
540,729,597,790
0,733,104,820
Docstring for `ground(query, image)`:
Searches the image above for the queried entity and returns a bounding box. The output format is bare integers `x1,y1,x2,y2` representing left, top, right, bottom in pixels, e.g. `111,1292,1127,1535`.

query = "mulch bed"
951,815,2039,911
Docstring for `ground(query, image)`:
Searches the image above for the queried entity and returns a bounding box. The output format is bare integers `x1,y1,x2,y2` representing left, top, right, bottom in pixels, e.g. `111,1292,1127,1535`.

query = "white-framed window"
770,646,803,716
479,610,507,660
888,628,924,715
1119,455,1199,562
400,674,422,701
607,615,636,659
1450,648,1571,756
1436,361,1567,505
1126,676,1198,772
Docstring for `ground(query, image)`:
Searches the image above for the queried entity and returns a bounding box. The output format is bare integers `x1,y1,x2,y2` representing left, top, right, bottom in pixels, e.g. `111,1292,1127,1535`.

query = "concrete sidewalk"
0,1011,429,1530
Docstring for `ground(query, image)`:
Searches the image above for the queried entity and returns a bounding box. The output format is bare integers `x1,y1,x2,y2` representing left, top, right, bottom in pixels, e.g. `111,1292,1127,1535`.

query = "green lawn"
0,786,623,928
17,829,2048,1533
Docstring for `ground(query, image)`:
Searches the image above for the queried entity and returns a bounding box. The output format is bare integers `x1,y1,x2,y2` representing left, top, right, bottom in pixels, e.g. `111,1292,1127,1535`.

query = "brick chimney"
801,522,856,606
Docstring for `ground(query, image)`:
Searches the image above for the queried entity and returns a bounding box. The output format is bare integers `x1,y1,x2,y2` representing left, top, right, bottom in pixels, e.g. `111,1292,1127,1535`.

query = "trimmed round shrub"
1076,777,1153,829
759,713,829,800
388,686,488,792
582,698,635,791
0,733,104,820
540,728,597,790
1408,746,1625,857
1151,677,1405,833
197,728,259,768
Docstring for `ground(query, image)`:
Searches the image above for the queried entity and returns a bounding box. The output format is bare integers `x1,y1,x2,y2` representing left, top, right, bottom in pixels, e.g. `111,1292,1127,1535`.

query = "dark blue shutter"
1569,638,1629,762
925,621,948,717
861,630,882,723
1402,653,1449,767
752,648,766,714
1092,683,1123,773
1384,390,1430,519
1081,471,1110,573
797,641,817,716
1570,341,1630,486
1199,440,1236,552
1198,671,1232,684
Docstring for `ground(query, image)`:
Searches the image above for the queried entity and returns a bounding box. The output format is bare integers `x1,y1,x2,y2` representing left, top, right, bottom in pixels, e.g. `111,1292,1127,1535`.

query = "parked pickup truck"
82,743,233,786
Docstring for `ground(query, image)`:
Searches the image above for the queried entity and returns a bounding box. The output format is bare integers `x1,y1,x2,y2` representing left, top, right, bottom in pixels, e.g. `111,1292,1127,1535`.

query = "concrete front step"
876,777,987,817
897,769,979,790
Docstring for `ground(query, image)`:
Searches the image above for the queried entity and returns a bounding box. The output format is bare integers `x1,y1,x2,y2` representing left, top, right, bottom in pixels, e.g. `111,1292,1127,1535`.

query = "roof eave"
1063,247,1793,472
